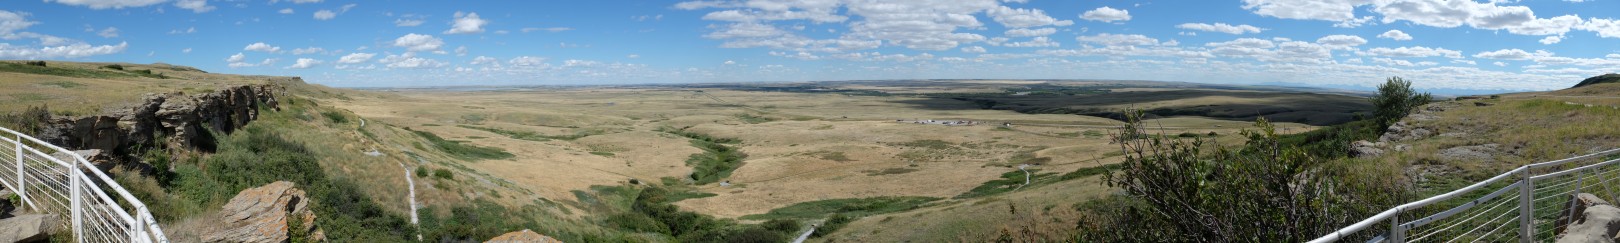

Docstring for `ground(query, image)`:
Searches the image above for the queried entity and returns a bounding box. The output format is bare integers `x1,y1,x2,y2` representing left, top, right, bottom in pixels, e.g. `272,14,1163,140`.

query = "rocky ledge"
38,83,282,159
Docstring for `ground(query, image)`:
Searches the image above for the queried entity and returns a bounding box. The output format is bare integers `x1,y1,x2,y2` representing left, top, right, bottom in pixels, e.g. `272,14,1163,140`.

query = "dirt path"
398,162,422,241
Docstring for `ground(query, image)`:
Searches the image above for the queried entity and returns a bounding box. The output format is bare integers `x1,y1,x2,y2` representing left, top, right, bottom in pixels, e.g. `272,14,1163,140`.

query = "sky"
1,0,1618,91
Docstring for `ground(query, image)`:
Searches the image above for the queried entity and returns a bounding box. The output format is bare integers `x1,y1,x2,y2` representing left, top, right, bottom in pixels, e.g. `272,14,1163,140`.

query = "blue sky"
1,0,1618,91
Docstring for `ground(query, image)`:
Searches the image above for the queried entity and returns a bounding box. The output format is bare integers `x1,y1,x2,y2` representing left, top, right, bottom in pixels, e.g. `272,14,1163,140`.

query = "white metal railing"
1312,148,1620,243
0,126,167,243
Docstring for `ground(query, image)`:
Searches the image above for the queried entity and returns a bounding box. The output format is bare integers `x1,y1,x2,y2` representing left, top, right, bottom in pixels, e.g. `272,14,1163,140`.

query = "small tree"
1369,77,1432,129
1096,109,1368,241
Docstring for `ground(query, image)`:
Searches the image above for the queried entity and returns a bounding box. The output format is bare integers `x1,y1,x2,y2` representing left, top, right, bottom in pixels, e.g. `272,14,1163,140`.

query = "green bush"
810,213,851,238
1369,77,1432,129
1085,110,1398,241
741,196,939,220
102,64,124,70
412,130,514,161
761,219,800,233
433,169,454,180
415,166,428,178
320,110,347,123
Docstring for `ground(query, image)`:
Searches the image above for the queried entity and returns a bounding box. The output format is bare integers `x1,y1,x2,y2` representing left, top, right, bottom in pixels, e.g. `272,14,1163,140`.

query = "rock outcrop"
486,229,562,243
1556,193,1620,242
39,84,282,156
0,214,59,242
202,181,324,243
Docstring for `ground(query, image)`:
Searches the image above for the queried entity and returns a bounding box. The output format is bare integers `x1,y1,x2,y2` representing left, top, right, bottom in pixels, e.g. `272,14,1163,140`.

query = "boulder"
0,214,58,242
1436,144,1500,162
1557,193,1620,243
49,149,114,172
202,181,324,243
486,229,562,243
1349,140,1384,158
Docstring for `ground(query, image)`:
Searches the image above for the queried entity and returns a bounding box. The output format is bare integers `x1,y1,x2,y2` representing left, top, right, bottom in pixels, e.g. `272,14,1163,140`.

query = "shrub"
810,213,851,238
761,219,800,233
412,130,514,161
102,64,124,70
1369,77,1432,129
1089,110,1396,241
320,110,348,123
24,61,45,67
433,169,454,180
415,166,428,177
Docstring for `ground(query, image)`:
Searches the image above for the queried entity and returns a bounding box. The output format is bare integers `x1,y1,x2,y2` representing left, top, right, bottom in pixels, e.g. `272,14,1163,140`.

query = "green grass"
739,196,941,220
894,139,954,149
411,129,515,161
458,125,597,141
955,169,1056,199
684,138,747,185
320,110,348,124
10,93,50,101
590,151,615,157
865,167,918,176
735,113,776,124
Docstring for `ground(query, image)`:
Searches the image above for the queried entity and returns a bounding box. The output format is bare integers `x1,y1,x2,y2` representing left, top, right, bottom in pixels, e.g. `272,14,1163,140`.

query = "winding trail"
1014,164,1031,190
792,227,816,243
399,162,422,241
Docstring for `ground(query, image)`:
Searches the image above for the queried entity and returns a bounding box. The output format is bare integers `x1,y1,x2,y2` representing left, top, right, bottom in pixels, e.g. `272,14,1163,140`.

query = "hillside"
1571,73,1620,89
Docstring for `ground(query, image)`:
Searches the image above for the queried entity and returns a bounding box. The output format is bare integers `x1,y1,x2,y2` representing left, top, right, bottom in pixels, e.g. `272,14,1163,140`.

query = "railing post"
13,134,26,211
71,163,83,242
1520,170,1535,243
1390,210,1404,242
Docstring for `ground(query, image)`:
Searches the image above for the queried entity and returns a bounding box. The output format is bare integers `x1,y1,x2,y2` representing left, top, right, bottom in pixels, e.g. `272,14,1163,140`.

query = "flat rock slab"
486,229,562,243
0,214,58,242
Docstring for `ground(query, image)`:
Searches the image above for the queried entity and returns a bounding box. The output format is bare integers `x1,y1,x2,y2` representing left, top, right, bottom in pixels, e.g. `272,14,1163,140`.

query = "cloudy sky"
1,0,1617,91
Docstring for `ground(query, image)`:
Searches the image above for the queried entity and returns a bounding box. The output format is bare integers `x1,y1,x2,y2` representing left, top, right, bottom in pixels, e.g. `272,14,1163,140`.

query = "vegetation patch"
661,127,747,185
809,151,853,162
892,139,955,150
410,129,515,161
38,80,86,88
740,196,940,220
600,186,800,242
864,167,919,176
459,125,597,141
734,113,776,124
955,169,1054,199
0,62,164,79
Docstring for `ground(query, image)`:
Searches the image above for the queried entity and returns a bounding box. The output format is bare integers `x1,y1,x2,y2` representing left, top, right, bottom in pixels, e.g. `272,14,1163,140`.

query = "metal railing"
1312,148,1620,243
0,126,167,243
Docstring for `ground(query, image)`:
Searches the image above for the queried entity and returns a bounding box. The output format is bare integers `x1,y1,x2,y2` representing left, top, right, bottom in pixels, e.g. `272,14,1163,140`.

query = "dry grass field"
325,81,1322,223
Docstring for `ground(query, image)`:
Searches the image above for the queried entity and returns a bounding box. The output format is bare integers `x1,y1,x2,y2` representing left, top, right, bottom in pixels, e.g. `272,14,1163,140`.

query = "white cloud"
1077,33,1158,46
226,52,245,62
1365,46,1463,58
168,27,196,34
313,10,336,20
1003,36,1059,48
1377,30,1413,41
1579,18,1620,38
627,54,640,59
1472,48,1538,60
96,27,118,38
1080,6,1131,23
1243,0,1594,37
521,27,573,33
987,6,1073,28
1004,28,1056,37
1539,36,1562,45
724,60,736,65
1315,34,1366,49
286,58,322,69
1493,61,1507,66
445,11,488,34
278,8,294,14
377,52,446,68
289,0,323,3
290,47,325,55
395,18,424,27
243,42,280,53
470,56,498,65
509,56,547,66
337,52,375,63
0,41,127,59
181,48,191,53
961,46,987,53
454,46,467,56
173,0,214,13
1175,23,1263,34
44,0,165,9
392,33,443,52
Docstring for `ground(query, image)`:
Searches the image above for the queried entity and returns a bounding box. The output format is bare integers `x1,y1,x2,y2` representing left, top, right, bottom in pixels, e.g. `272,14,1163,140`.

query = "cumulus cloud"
1004,28,1056,37
1365,46,1463,58
173,0,214,13
392,33,443,52
337,52,375,63
1377,29,1413,40
313,10,336,20
286,58,322,69
1003,36,1060,48
469,56,499,65
226,52,244,62
0,11,126,59
1314,34,1366,49
243,42,280,53
445,11,488,34
290,47,325,55
44,0,166,9
987,6,1073,28
961,46,987,53
1473,48,1537,60
1539,36,1562,45
395,18,424,27
1242,0,1598,37
377,52,446,68
1175,23,1263,34
278,8,293,14
95,27,118,38
1080,6,1131,23
509,56,547,66
1076,33,1159,46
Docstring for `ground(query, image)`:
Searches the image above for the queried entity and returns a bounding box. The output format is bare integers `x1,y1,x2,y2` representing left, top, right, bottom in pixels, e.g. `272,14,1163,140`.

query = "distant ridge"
1572,73,1620,88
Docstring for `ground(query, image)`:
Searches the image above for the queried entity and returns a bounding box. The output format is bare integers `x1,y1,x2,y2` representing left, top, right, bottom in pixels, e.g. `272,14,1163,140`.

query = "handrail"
1310,148,1620,243
0,126,168,243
